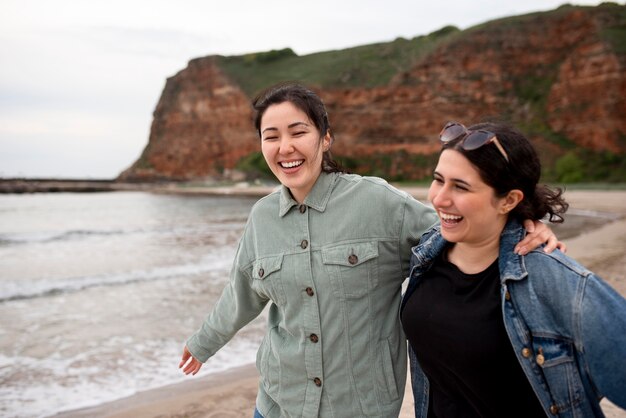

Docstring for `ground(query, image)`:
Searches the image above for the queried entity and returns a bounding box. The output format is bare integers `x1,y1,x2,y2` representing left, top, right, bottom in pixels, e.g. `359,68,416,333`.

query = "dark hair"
443,122,568,223
252,82,346,173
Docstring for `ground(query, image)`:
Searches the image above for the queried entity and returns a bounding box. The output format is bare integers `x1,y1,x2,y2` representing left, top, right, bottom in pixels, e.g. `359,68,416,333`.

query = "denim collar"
279,171,338,217
410,219,529,284
498,219,529,283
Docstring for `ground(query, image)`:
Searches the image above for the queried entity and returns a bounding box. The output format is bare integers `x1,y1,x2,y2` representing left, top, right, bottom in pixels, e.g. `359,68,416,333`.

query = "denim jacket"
401,220,626,417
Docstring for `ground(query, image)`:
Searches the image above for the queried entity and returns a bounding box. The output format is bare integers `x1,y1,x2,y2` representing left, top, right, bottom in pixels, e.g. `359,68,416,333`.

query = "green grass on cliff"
216,25,459,96
600,4,626,54
215,3,625,100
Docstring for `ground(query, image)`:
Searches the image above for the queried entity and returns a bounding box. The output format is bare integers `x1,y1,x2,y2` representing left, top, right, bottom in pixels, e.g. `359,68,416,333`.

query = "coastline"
54,188,626,418
54,364,260,418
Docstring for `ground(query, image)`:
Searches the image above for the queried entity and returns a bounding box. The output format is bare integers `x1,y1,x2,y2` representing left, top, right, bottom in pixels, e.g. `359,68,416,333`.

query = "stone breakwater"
0,179,280,196
0,179,175,194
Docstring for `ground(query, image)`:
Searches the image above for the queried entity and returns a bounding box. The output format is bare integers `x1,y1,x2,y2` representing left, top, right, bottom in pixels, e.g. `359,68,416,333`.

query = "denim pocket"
322,241,379,299
252,254,286,305
376,337,400,402
531,335,584,413
257,326,283,401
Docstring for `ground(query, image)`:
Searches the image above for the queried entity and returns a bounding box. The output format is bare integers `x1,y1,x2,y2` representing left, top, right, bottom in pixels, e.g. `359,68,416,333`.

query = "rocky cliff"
119,57,258,181
119,4,625,182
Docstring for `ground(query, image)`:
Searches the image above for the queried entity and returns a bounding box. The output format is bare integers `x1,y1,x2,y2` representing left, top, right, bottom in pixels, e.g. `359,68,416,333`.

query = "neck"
447,236,501,275
289,189,306,204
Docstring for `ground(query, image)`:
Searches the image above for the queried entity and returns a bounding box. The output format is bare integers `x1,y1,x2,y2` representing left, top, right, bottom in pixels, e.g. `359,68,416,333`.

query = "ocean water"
0,191,267,418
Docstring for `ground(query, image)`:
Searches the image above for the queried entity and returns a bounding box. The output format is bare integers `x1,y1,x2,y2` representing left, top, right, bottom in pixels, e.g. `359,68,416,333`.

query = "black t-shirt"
401,250,546,418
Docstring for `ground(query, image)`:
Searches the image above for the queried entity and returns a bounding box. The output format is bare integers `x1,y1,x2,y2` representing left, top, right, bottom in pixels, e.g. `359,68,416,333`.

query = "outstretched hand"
515,220,567,256
179,345,203,376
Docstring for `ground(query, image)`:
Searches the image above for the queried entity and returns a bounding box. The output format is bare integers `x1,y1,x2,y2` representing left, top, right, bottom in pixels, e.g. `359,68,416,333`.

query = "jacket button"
536,354,545,366
550,405,559,415
301,240,308,249
258,268,264,278
313,377,322,387
505,290,511,301
521,347,532,358
310,334,319,343
306,287,314,297
348,254,358,265
299,205,307,214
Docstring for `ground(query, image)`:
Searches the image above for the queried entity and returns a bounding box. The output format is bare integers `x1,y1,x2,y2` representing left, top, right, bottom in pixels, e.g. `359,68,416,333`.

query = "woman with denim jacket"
401,122,626,417
177,84,559,418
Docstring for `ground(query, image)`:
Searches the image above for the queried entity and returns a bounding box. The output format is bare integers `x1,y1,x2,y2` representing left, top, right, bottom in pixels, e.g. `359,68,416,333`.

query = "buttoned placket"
502,283,560,417
295,203,324,416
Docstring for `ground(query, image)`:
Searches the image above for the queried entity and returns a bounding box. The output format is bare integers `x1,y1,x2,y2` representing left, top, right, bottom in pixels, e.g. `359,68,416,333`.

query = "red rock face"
322,8,625,162
379,8,625,153
547,41,625,152
119,57,259,181
120,7,625,182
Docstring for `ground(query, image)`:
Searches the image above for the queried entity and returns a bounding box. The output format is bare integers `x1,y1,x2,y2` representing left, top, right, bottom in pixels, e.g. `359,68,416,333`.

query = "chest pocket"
322,241,379,299
252,254,286,306
530,335,584,414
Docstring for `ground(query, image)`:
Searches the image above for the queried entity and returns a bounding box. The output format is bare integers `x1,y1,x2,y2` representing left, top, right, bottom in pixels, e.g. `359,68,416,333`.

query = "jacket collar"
278,171,337,217
497,219,529,283
409,225,447,277
410,219,529,283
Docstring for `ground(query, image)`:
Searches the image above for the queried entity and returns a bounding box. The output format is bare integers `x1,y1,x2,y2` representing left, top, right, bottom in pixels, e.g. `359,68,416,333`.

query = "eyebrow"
261,121,310,135
453,178,472,187
433,170,472,188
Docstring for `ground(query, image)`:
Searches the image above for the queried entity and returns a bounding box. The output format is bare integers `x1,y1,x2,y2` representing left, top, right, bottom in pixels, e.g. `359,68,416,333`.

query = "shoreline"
3,178,624,200
53,189,626,418
54,364,260,418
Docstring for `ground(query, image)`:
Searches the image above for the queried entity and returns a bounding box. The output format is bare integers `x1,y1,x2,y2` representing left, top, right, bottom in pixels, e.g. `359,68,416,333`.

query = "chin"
440,231,462,243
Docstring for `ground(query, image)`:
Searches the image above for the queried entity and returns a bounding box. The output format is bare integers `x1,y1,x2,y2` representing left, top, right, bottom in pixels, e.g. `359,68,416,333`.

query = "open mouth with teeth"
439,211,463,225
280,160,304,169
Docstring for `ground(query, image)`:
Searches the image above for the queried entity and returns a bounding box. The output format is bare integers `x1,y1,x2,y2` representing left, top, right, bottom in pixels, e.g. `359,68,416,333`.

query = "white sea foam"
0,192,261,418
0,335,264,418
0,249,235,302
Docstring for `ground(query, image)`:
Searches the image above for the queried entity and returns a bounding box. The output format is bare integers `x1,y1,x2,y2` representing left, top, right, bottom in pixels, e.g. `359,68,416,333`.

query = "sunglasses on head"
439,122,509,162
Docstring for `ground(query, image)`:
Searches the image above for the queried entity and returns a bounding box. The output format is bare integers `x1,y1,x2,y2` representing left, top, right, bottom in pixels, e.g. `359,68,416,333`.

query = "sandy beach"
55,188,626,418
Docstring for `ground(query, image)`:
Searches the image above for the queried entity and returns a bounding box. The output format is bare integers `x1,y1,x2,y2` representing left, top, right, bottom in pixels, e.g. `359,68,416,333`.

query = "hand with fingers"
179,345,203,376
515,219,566,256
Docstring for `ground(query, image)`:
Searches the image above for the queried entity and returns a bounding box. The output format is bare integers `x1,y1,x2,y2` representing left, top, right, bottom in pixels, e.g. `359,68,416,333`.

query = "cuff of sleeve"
186,334,213,363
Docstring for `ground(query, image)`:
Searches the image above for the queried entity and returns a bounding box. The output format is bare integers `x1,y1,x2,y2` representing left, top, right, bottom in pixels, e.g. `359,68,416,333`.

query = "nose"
278,137,295,155
430,183,451,208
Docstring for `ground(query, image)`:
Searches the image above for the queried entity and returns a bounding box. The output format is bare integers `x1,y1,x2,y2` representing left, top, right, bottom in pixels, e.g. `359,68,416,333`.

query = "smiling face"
260,101,330,203
428,149,519,248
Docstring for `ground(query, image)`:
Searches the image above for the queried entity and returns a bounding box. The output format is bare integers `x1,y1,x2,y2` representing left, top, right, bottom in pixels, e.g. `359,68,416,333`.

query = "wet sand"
56,189,626,418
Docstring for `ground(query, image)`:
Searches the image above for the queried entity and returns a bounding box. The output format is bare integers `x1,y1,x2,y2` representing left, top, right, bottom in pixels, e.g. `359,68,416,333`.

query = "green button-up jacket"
187,172,437,417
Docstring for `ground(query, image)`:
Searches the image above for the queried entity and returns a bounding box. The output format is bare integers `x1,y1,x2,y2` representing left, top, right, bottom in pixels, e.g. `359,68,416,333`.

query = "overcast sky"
0,0,611,179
